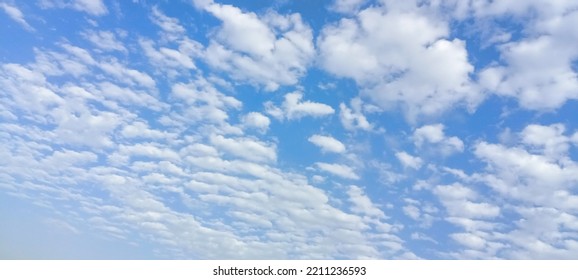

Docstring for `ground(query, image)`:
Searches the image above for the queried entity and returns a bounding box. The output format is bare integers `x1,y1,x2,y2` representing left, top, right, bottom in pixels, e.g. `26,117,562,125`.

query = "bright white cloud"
413,124,464,155
347,185,386,218
204,4,314,90
4,0,578,261
476,1,578,110
474,140,578,210
339,98,373,131
242,112,270,132
308,134,346,153
265,91,334,120
520,123,570,159
210,135,277,163
395,151,423,169
315,162,359,180
318,2,480,120
433,183,500,219
83,30,127,52
0,3,33,31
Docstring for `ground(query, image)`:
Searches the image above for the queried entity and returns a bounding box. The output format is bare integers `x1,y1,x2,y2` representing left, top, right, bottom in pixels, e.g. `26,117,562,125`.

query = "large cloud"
318,1,480,121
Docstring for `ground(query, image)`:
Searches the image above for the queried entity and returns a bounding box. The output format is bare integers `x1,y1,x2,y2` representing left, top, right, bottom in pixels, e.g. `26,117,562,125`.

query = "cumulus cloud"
210,135,277,163
413,124,464,155
82,30,127,52
339,98,373,131
476,0,578,110
203,3,314,90
315,162,359,180
395,151,423,169
242,112,270,132
318,1,480,121
39,0,108,16
0,3,33,31
308,134,346,153
347,185,386,218
265,91,334,120
433,183,500,219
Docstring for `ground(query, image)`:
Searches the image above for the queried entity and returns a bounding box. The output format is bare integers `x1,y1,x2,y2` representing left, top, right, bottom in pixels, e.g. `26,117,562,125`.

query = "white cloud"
203,4,314,90
413,124,464,155
171,80,241,125
433,183,500,219
120,121,173,140
339,98,373,131
210,135,277,163
403,205,421,220
83,30,127,52
308,134,346,154
395,151,423,169
140,38,199,72
476,1,578,110
474,140,578,210
265,91,334,120
0,3,33,31
150,7,186,41
315,162,359,180
39,0,108,16
0,22,418,259
347,185,386,219
450,232,487,250
242,112,270,132
318,2,480,121
520,123,570,160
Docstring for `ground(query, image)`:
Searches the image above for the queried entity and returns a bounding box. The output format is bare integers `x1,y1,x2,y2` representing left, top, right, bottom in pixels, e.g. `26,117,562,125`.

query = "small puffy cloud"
140,38,199,71
434,183,500,219
403,205,421,220
347,185,386,218
395,151,423,169
39,0,108,16
308,134,346,153
450,232,487,250
315,162,359,180
0,3,33,31
210,135,277,163
242,112,270,132
339,98,373,131
265,91,334,120
413,124,464,155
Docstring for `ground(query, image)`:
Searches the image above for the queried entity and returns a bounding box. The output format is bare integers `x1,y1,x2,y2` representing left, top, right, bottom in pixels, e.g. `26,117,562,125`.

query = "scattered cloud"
2,0,578,260
0,3,34,31
395,151,423,169
38,0,108,16
315,162,359,180
265,91,334,120
413,124,464,155
308,134,346,154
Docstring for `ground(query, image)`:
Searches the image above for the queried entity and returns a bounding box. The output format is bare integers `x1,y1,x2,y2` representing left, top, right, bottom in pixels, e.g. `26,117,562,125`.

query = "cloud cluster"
318,1,480,121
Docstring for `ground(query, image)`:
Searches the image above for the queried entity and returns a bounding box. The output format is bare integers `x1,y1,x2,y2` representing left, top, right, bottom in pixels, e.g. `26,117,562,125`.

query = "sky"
1,0,578,260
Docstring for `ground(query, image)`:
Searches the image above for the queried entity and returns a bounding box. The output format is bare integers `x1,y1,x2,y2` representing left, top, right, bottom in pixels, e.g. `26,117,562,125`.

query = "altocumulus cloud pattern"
1,0,578,259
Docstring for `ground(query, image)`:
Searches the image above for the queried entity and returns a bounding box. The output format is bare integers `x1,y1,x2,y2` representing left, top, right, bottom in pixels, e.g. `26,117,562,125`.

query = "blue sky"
1,0,578,259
